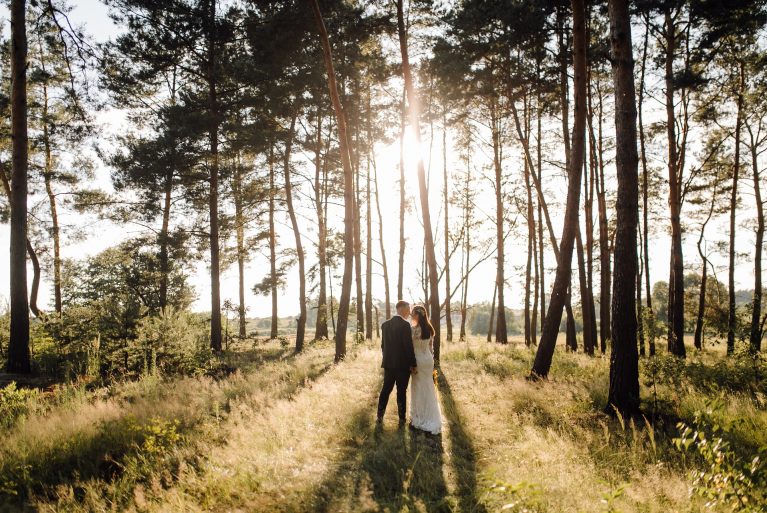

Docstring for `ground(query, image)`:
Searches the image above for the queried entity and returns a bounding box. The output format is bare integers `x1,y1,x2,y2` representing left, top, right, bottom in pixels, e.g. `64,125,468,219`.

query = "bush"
0,383,40,430
132,308,218,377
674,397,767,512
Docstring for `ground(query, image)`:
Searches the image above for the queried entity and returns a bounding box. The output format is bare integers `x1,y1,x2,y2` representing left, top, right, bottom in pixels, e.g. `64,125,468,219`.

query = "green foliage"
674,398,767,512
0,383,39,430
132,309,217,377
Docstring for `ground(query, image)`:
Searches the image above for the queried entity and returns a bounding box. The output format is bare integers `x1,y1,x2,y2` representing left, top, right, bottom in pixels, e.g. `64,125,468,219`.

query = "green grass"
0,336,764,512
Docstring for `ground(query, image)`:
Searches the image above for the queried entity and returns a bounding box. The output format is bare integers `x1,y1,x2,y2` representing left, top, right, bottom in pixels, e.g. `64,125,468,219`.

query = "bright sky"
0,1,762,321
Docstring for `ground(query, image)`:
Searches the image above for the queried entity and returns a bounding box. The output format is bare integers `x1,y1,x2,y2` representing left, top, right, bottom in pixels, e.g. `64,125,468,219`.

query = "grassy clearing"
2,336,764,512
0,339,336,512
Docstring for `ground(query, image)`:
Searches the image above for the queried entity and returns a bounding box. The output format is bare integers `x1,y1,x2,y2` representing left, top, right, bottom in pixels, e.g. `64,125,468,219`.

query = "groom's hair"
395,300,410,311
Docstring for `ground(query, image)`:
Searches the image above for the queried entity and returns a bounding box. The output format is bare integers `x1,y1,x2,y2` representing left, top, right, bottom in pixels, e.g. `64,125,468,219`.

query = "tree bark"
283,114,305,352
397,89,406,301
491,97,508,344
310,0,355,361
606,0,640,417
727,62,744,355
8,0,30,373
39,56,62,315
488,282,497,343
639,13,653,356
234,153,245,337
373,156,391,320
664,9,686,358
749,128,764,352
365,103,374,340
531,0,587,378
268,143,278,340
314,107,329,340
396,0,441,360
443,111,453,342
206,0,222,353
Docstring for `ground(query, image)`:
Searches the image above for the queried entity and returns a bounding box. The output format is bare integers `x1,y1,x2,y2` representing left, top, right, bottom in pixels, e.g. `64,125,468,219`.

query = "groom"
376,300,417,426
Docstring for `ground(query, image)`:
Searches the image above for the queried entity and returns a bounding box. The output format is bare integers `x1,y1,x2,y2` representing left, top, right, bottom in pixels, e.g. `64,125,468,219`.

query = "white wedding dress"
409,325,442,434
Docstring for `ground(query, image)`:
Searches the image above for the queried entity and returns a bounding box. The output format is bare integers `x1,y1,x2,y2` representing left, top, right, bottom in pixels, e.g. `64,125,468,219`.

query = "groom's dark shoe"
398,418,406,428
376,415,384,424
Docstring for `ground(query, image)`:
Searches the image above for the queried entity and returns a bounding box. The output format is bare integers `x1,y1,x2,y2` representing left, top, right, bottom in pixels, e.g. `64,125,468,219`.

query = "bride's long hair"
412,305,435,340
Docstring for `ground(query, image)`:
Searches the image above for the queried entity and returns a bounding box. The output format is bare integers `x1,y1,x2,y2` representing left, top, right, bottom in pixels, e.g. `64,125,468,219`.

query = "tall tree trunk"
749,130,764,352
525,155,534,347
365,94,374,340
206,0,222,353
234,153,246,337
596,82,611,353
443,111,453,342
8,0,30,373
396,0,441,359
311,0,354,361
0,162,38,319
638,13,653,356
39,58,62,315
576,226,595,354
314,107,329,340
353,134,365,339
373,157,391,319
460,144,472,341
491,98,508,344
531,0,587,379
487,282,497,343
664,9,686,358
283,114,306,352
607,0,640,417
397,89,406,301
727,62,744,355
268,143,278,340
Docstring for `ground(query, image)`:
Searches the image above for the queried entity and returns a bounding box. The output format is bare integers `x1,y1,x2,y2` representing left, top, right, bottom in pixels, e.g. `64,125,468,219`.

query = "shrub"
0,383,40,430
674,398,767,512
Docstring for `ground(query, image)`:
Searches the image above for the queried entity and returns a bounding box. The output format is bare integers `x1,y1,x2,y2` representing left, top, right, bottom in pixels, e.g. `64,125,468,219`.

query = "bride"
409,305,442,435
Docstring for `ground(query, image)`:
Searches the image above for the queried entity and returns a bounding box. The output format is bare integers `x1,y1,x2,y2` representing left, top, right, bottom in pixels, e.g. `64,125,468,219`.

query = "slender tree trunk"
491,98,508,344
637,224,645,356
0,162,38,319
750,133,764,352
531,0,587,378
596,83,611,353
8,0,30,373
397,89,406,301
314,107,330,340
283,114,306,352
727,62,744,355
234,154,246,337
396,0,441,359
607,0,640,416
460,145,471,341
206,0,222,352
576,226,595,354
639,14,653,357
373,157,391,319
311,0,355,361
443,111,453,342
365,93,374,340
664,10,686,358
488,282,497,343
268,143,278,340
525,155,534,347
39,64,62,315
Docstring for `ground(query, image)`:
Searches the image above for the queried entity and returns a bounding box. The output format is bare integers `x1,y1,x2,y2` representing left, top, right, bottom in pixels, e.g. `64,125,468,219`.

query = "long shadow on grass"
307,378,451,513
438,371,487,513
0,348,334,510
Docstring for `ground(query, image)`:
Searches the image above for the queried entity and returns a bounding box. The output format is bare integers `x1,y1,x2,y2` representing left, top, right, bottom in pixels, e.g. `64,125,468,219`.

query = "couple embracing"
376,300,442,435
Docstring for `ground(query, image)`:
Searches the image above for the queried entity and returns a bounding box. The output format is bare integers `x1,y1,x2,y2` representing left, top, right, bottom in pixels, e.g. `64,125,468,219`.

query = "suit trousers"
377,368,411,420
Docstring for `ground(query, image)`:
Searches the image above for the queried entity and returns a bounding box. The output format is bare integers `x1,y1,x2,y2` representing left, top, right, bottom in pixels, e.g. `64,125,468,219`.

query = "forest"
0,0,765,511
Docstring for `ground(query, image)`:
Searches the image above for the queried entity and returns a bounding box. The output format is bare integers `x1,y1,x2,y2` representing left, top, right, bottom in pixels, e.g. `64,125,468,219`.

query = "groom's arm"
403,323,416,369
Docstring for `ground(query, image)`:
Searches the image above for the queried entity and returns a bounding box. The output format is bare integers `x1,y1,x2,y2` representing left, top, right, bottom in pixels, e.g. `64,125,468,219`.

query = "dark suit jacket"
380,316,417,369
